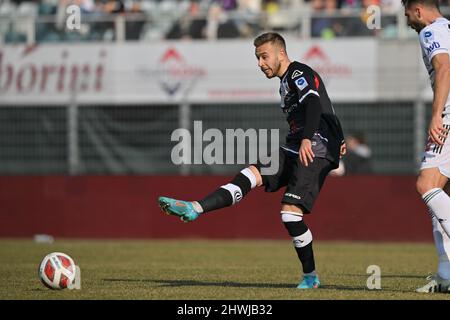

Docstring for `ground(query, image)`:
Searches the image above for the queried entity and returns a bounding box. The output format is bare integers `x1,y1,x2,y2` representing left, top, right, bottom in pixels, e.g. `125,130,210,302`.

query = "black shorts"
254,147,333,214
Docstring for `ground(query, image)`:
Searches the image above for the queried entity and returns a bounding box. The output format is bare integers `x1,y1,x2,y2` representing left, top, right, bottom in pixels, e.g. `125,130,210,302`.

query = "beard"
264,61,281,79
409,20,425,33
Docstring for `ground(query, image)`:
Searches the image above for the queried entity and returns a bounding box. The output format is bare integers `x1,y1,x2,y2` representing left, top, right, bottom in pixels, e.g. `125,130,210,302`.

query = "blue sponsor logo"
426,41,441,54
295,77,308,90
424,30,434,43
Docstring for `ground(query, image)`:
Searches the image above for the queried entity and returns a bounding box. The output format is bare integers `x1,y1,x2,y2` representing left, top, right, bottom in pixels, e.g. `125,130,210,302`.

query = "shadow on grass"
103,278,293,289
320,284,409,293
343,274,425,280
103,278,388,292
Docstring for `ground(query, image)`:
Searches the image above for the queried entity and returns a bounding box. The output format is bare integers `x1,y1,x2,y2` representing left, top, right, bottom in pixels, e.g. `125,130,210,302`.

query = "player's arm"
429,53,450,145
289,69,322,167
300,95,322,166
335,116,346,158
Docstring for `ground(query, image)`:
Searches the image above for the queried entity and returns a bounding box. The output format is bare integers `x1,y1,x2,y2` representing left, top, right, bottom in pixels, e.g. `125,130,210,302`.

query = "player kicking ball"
159,32,345,289
403,0,450,293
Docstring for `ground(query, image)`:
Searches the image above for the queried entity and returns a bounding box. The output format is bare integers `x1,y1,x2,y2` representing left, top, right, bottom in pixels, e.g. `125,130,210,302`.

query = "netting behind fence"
0,102,427,175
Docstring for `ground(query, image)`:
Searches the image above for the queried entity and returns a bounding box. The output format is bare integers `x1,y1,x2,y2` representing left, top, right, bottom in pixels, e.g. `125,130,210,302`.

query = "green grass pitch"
1,239,450,300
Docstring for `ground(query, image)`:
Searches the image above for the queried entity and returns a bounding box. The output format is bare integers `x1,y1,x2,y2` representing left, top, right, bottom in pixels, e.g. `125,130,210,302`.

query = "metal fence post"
301,8,311,39
68,87,80,175
115,15,125,42
414,100,426,169
179,103,191,176
397,10,408,40
25,16,35,45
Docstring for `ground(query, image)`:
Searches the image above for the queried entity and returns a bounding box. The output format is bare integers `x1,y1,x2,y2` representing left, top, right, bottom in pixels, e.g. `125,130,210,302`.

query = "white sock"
240,168,257,189
431,214,450,279
191,201,203,213
438,255,450,280
423,188,450,238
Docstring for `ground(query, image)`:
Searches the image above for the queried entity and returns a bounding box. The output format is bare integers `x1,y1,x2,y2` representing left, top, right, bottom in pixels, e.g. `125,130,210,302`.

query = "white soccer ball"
38,252,77,290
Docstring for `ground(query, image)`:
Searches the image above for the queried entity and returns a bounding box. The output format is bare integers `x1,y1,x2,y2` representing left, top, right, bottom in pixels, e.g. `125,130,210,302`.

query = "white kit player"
403,0,450,293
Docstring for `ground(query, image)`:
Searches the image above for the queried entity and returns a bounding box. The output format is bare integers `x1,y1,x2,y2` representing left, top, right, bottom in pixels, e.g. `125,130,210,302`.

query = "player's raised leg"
158,166,262,222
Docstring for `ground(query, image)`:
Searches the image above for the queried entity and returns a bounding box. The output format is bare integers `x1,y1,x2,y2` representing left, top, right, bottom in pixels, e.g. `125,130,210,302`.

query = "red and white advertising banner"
0,39,377,104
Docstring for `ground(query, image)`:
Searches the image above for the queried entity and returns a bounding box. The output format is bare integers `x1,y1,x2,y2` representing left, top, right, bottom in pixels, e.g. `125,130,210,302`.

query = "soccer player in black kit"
158,32,346,289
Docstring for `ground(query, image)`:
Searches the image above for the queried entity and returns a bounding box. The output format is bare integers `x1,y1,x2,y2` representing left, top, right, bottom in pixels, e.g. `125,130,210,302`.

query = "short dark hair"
401,0,440,10
253,32,286,50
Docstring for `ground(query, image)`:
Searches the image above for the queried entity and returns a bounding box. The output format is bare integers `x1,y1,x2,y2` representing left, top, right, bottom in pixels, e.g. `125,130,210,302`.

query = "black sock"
198,171,253,213
295,242,315,274
283,220,316,274
198,188,233,213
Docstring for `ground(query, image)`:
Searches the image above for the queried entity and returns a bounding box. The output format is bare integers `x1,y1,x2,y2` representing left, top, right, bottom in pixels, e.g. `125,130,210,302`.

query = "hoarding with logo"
0,39,382,104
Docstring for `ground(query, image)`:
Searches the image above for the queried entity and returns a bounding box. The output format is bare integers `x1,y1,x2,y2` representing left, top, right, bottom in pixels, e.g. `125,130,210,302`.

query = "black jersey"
279,61,344,167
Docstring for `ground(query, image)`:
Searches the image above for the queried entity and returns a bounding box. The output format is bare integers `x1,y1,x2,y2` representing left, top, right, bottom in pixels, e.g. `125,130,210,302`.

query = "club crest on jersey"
291,70,303,79
295,77,308,91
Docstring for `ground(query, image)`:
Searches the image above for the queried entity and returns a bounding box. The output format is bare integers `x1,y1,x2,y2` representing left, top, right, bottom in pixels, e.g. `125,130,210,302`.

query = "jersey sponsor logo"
291,70,303,79
426,41,441,54
295,77,308,91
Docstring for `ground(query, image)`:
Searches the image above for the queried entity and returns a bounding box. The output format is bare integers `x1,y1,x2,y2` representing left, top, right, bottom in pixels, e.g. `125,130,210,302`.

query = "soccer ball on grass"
38,252,77,290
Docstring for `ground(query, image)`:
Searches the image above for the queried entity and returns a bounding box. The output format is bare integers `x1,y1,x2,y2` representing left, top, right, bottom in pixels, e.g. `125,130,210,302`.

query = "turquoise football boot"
297,274,321,289
158,196,200,223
